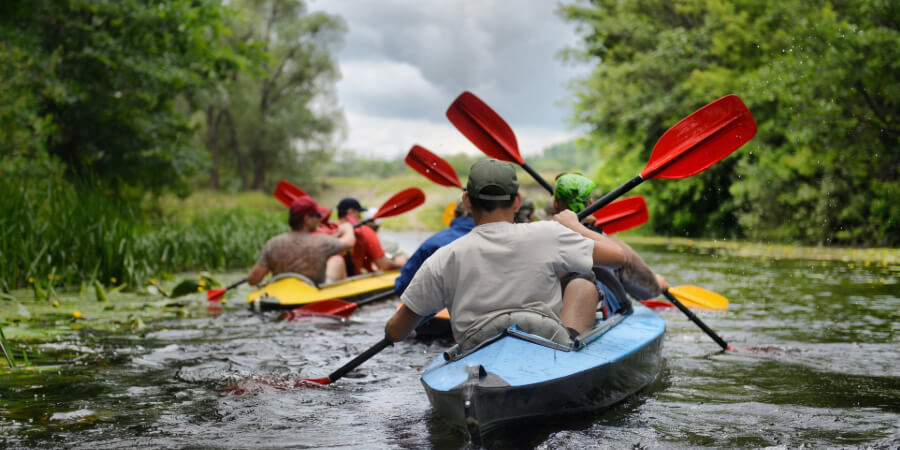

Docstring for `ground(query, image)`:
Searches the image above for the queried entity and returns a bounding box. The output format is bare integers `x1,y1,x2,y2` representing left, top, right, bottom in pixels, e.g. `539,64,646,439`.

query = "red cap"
290,196,323,217
318,206,332,223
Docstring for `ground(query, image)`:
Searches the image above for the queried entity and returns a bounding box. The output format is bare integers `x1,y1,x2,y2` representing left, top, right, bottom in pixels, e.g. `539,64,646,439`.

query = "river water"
1,233,898,449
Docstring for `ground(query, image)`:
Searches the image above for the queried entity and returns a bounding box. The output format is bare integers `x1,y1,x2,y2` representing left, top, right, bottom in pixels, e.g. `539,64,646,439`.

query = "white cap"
362,207,382,225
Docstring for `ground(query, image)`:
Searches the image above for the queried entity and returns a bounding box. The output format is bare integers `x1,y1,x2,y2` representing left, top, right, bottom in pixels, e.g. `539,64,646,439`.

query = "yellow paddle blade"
441,202,456,226
668,285,729,310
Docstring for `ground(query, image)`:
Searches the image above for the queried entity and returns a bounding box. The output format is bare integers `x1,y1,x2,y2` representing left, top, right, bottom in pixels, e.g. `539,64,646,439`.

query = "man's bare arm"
335,222,356,252
247,264,269,286
552,210,626,266
385,304,423,342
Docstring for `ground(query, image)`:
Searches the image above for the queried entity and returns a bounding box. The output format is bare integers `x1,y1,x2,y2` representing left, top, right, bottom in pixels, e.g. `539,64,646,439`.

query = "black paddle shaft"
578,175,645,221
521,162,555,194
354,289,397,307
226,278,248,290
327,337,393,383
663,290,729,351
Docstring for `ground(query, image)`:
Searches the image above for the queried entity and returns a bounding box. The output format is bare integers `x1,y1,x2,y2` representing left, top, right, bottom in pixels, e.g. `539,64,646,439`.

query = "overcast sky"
308,0,589,160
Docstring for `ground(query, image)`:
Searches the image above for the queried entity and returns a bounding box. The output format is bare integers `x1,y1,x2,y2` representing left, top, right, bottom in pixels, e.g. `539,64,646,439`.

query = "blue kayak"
420,303,666,438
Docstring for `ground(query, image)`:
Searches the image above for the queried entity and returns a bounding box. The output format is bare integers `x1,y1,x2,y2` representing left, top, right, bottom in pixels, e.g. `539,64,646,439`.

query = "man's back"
256,232,341,284
401,221,594,341
394,215,475,295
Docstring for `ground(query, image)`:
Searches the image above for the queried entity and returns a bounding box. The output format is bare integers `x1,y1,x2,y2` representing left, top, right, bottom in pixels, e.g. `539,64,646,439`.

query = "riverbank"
625,235,900,265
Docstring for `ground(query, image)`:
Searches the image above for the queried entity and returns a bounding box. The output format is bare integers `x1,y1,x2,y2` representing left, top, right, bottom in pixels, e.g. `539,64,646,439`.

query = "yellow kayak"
248,271,400,312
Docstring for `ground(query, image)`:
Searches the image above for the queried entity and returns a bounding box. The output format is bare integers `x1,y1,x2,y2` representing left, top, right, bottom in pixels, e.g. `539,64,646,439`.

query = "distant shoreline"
621,235,899,265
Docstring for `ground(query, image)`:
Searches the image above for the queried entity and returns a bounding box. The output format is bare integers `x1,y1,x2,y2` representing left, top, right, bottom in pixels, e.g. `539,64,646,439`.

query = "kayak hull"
420,304,665,436
248,271,399,311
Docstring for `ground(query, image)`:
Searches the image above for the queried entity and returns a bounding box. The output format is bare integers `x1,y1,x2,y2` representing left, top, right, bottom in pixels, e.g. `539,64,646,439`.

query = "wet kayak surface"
2,232,898,449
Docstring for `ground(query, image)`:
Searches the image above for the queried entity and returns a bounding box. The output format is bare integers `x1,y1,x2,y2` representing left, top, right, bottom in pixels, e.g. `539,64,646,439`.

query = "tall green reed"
1,169,287,291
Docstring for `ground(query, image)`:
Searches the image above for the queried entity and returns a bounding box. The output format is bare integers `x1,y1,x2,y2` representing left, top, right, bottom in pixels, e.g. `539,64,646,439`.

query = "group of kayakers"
385,159,666,351
249,157,667,355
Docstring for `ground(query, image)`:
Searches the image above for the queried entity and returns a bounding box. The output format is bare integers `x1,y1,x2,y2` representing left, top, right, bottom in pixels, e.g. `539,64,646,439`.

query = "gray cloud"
308,0,587,156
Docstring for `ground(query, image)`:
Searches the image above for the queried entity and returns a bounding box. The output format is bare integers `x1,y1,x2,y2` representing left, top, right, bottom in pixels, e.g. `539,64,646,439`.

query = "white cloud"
337,60,448,117
342,110,580,160
308,0,590,159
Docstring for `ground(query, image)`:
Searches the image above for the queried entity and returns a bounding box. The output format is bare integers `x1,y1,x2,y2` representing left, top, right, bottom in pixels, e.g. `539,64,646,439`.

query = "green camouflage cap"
554,173,596,213
466,159,519,200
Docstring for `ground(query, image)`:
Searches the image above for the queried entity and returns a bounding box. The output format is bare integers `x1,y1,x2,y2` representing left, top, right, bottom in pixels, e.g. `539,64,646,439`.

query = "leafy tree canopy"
0,0,252,196
560,0,899,245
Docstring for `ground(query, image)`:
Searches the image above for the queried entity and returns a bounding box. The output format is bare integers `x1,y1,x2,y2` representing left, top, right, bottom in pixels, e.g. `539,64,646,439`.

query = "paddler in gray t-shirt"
385,159,653,350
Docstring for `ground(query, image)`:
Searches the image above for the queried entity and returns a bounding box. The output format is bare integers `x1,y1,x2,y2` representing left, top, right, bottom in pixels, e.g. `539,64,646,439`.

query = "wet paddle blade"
446,91,523,165
282,299,357,321
296,377,331,386
641,299,675,309
592,196,649,235
641,95,757,180
372,188,426,220
406,145,462,189
206,288,226,301
274,180,308,207
668,285,729,310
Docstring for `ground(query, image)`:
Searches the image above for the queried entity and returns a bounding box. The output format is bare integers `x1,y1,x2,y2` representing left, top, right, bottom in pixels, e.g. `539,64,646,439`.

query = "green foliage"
559,0,900,245
0,0,250,195
202,0,346,191
530,141,601,175
0,43,58,160
0,168,286,290
323,150,408,178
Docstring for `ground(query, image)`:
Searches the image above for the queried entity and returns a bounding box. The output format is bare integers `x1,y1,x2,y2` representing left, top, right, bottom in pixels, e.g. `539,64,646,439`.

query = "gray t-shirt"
256,232,343,284
401,221,595,342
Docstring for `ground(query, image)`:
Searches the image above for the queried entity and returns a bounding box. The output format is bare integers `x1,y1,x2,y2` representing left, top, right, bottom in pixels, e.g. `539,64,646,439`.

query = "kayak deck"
420,304,665,436
248,271,399,311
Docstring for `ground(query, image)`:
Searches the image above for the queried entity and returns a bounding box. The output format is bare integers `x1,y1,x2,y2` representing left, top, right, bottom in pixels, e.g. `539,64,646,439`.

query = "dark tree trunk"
205,106,220,189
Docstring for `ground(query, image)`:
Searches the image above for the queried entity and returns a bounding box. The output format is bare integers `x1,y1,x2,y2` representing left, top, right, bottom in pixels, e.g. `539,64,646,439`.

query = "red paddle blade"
446,91,523,165
207,288,226,301
372,187,426,220
296,377,331,386
405,145,462,189
592,196,649,235
282,299,357,321
641,299,675,309
274,180,308,207
642,95,757,180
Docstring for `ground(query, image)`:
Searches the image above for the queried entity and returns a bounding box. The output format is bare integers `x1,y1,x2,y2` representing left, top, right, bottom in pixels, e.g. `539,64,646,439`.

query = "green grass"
1,174,287,291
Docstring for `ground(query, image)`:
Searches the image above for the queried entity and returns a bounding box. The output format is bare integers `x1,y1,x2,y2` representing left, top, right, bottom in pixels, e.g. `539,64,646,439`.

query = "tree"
0,0,250,196
205,0,346,191
559,0,899,245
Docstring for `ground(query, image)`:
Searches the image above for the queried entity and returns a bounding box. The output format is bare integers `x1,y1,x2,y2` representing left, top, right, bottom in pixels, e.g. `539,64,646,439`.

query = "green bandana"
554,174,596,213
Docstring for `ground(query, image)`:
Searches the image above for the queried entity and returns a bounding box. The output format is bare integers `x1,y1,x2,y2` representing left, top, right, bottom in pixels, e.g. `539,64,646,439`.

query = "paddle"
577,94,757,220
355,187,426,228
206,278,247,302
640,285,728,310
446,91,554,193
591,195,648,235
274,179,425,227
405,145,462,189
405,144,648,234
274,179,308,207
441,202,456,226
282,289,397,321
664,289,733,351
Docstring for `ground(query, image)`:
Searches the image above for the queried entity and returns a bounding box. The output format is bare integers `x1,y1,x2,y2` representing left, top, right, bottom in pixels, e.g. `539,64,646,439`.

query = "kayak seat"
592,266,633,316
262,272,319,288
444,311,629,362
